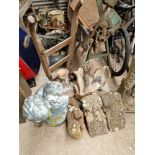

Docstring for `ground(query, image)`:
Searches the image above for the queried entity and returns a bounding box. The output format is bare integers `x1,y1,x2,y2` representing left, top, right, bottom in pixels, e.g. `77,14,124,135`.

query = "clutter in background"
22,59,128,138
20,0,135,140
22,5,70,73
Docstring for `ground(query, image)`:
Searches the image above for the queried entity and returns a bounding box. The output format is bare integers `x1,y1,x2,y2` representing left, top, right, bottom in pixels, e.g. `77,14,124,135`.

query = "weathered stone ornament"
81,94,108,137
67,97,84,139
67,111,82,139
118,57,135,113
73,64,111,98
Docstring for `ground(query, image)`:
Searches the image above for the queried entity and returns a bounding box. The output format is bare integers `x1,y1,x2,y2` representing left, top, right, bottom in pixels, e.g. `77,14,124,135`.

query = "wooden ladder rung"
44,37,72,57
49,55,69,72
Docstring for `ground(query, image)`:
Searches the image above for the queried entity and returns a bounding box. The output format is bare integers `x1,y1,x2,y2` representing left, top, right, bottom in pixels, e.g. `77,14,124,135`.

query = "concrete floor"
19,65,135,155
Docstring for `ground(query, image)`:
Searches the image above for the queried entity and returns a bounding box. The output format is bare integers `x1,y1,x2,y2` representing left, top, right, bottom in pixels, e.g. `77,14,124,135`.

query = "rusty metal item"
81,0,121,45
103,8,122,29
81,7,122,49
42,22,67,31
36,9,67,30
48,10,64,27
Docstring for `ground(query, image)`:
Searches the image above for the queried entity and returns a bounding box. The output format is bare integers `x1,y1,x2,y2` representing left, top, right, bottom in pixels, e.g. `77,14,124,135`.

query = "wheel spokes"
110,30,126,72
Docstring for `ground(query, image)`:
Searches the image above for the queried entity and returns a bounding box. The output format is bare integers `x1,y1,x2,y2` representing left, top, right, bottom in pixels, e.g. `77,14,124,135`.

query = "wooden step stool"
27,0,83,80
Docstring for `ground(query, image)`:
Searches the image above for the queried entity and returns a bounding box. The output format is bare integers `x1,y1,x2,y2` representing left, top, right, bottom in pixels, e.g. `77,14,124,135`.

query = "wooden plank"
19,16,27,31
32,0,53,2
67,0,83,68
32,0,56,9
27,16,51,79
19,0,32,18
32,5,56,10
19,72,32,98
39,7,57,12
19,72,31,123
49,55,69,71
59,0,68,2
32,1,55,6
44,37,72,57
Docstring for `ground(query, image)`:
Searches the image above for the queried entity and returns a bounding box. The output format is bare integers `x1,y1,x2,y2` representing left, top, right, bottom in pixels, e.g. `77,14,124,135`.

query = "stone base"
81,94,108,136
100,91,125,132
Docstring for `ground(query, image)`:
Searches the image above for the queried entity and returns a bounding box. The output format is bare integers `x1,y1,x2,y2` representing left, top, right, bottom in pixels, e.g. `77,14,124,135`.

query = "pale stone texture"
81,94,108,136
100,91,125,132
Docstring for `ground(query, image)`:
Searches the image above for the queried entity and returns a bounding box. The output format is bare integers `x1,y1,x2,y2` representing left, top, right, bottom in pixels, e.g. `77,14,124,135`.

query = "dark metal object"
115,0,135,57
39,30,69,49
116,0,135,10
26,78,36,88
69,73,77,82
78,0,132,76
84,7,122,61
49,51,67,66
107,28,131,76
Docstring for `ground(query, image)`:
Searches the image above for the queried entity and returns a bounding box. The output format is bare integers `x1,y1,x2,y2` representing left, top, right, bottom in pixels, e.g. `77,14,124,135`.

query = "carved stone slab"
81,94,108,136
100,91,125,132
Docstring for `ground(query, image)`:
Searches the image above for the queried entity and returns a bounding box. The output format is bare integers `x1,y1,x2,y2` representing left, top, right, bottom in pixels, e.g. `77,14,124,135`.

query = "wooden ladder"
27,0,83,80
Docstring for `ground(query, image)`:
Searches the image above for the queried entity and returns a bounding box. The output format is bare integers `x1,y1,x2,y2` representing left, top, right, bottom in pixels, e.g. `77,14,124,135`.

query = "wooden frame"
20,0,32,18
44,37,72,57
27,0,83,80
19,0,32,30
